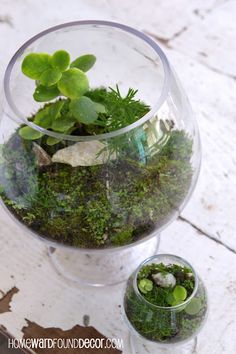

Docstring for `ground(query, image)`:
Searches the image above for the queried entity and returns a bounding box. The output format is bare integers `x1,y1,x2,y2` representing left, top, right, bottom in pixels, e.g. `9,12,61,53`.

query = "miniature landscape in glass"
0,50,193,248
124,260,207,343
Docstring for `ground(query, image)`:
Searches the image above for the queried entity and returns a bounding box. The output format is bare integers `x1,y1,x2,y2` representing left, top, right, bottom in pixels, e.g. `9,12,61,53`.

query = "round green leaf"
185,298,202,315
21,53,51,80
33,85,60,102
70,97,98,124
51,50,70,71
46,136,61,146
173,286,187,301
94,102,106,113
33,107,52,128
39,68,62,86
49,100,65,119
171,299,184,306
70,54,96,72
19,126,44,140
57,68,89,99
51,116,75,133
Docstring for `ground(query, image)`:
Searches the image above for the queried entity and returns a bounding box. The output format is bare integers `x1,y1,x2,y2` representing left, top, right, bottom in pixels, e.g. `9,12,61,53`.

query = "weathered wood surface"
0,1,235,353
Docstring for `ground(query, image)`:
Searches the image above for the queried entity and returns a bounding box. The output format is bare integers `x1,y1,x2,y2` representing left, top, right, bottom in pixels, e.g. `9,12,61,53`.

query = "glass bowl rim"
3,20,171,142
132,253,199,310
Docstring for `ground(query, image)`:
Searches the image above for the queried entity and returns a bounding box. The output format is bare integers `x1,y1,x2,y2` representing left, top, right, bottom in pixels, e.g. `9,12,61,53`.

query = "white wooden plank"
163,48,236,251
171,1,236,77
0,1,235,354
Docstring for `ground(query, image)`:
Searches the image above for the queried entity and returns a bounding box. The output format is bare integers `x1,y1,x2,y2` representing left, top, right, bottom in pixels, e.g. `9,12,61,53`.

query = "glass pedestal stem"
47,234,160,287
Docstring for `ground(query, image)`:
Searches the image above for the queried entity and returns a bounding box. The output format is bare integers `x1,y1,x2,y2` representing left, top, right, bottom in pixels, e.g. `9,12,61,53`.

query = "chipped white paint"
0,1,236,354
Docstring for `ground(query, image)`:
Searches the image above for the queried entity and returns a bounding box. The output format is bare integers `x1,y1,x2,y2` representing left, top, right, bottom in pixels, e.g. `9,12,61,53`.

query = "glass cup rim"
133,253,199,310
3,20,171,142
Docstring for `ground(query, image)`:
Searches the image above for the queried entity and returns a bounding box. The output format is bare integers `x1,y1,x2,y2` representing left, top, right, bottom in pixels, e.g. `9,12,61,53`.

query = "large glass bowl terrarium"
0,21,201,285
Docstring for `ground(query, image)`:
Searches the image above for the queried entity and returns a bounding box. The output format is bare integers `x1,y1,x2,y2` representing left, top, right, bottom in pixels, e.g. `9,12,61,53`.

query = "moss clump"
0,126,193,248
111,226,133,246
124,263,207,343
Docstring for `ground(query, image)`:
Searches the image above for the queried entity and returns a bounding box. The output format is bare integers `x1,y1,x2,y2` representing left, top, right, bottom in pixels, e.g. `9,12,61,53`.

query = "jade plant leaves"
51,116,75,133
22,51,95,102
22,53,51,80
20,50,101,145
69,96,98,124
50,100,65,119
57,68,89,99
33,101,65,128
70,54,96,72
33,107,52,128
51,50,70,72
19,126,43,140
39,68,62,86
33,85,60,102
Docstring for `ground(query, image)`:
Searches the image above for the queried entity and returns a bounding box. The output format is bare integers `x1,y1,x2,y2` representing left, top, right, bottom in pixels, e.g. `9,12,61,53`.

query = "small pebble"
152,272,176,288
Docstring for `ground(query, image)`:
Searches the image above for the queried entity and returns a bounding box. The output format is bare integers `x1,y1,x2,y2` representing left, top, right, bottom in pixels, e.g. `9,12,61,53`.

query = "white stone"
51,141,115,167
152,272,176,288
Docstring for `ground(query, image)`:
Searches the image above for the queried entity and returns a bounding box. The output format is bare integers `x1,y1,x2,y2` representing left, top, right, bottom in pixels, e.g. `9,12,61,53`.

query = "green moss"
155,130,193,162
0,98,193,248
111,226,133,246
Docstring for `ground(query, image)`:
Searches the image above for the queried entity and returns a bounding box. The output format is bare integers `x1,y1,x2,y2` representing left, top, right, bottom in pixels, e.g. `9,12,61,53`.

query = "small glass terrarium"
0,21,201,285
124,254,208,353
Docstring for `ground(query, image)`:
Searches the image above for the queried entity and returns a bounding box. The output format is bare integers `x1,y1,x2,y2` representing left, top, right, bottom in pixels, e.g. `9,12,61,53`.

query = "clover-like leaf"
138,279,153,294
173,286,187,301
39,68,62,86
21,53,51,80
57,68,89,99
70,97,98,124
70,54,96,72
185,298,202,315
19,126,44,140
33,85,60,102
51,50,70,72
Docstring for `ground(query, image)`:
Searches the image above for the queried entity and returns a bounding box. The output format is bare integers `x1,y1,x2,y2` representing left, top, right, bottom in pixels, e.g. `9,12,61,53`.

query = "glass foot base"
48,235,160,287
130,333,197,354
